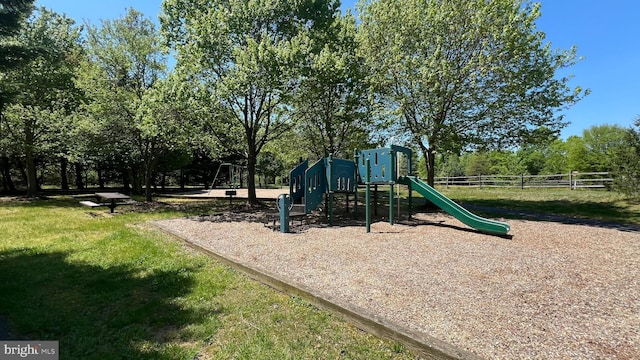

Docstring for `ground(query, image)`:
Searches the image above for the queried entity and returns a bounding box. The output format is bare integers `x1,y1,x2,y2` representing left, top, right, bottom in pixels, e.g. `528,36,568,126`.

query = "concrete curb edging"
153,221,482,360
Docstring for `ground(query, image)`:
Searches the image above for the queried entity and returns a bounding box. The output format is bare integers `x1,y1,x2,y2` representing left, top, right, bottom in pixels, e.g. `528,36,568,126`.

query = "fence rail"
434,172,613,190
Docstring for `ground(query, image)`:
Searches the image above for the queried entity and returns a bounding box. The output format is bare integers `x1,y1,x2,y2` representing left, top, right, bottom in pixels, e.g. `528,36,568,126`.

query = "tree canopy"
357,0,588,185
161,0,342,205
1,8,83,195
8,2,633,202
0,0,35,72
79,8,170,201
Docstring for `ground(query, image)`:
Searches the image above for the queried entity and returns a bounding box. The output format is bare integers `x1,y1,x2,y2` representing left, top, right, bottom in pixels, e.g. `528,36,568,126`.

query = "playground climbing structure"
277,146,510,235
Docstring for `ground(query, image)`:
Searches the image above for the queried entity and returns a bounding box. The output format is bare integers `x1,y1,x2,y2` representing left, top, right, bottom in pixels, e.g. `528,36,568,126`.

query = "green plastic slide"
400,176,510,235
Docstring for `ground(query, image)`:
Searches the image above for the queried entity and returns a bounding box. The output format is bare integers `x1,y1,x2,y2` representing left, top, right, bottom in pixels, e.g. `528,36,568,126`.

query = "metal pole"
408,150,412,220
389,149,395,225
366,159,371,233
328,154,334,226
279,194,290,233
353,149,359,220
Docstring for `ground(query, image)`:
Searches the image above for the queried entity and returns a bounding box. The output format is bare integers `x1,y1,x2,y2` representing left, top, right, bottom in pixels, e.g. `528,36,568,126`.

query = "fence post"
521,173,524,189
479,175,482,189
569,171,573,190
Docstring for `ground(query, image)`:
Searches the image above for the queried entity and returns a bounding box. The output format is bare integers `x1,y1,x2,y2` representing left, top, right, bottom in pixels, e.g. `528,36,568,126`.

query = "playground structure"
277,146,510,235
208,163,246,193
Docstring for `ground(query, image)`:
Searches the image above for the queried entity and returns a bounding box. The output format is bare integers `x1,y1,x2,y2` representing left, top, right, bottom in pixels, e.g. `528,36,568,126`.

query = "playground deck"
155,213,639,360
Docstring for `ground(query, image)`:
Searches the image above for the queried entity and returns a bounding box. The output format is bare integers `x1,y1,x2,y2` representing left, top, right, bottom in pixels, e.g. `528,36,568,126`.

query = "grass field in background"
0,196,412,360
434,187,640,225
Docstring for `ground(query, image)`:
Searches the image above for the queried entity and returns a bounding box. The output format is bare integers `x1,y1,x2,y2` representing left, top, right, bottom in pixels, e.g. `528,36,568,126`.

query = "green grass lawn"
0,196,412,360
434,187,640,225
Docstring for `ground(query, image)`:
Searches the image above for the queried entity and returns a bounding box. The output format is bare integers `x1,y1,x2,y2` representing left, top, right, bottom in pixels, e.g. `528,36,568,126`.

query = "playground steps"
290,203,306,216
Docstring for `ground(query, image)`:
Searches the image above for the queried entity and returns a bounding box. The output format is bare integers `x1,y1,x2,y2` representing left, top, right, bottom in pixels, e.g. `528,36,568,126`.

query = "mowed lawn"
436,187,640,225
0,196,413,360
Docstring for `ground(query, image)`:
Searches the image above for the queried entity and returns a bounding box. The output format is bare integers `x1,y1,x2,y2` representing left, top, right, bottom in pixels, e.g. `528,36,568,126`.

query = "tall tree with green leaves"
79,8,167,200
581,124,628,172
1,8,83,196
293,10,370,159
357,0,588,185
611,117,640,198
161,0,340,205
0,0,35,72
1,0,34,191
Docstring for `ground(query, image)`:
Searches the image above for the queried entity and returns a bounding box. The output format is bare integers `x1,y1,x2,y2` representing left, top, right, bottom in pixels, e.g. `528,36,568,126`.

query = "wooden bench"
264,206,308,231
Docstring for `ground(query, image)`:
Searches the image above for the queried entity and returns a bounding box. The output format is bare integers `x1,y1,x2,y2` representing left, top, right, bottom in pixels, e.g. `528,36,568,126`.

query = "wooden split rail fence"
434,172,613,190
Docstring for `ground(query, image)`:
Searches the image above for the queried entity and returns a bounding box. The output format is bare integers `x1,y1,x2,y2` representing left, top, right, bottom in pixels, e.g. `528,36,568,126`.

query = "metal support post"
328,153,334,226
366,159,371,233
278,194,290,233
389,148,395,225
353,149,359,220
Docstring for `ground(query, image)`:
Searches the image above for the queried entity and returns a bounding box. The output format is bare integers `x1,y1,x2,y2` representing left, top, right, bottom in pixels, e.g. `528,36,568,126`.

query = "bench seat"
80,200,103,208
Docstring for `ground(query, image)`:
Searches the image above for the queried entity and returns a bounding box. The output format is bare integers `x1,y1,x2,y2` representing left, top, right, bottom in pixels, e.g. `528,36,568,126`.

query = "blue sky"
36,0,640,139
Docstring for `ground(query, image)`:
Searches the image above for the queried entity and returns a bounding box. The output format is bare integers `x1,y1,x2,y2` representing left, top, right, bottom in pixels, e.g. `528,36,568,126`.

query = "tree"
581,124,628,172
161,0,340,205
357,0,587,186
464,152,492,176
293,10,370,159
1,8,83,196
611,117,640,198
256,151,283,186
79,8,167,200
490,150,526,175
564,136,590,172
0,0,35,72
1,0,34,191
540,139,568,174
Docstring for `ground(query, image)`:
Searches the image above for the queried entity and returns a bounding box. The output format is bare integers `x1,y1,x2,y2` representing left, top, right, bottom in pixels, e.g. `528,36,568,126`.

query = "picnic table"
80,192,132,213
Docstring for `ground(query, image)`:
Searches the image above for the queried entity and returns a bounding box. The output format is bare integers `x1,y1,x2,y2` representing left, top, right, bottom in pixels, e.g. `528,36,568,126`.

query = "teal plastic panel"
358,148,393,183
289,160,308,203
304,159,326,213
325,158,356,193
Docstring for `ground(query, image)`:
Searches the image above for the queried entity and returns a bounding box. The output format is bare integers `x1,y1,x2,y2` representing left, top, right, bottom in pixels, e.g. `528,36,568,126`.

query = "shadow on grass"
459,200,640,232
0,249,218,359
0,196,83,209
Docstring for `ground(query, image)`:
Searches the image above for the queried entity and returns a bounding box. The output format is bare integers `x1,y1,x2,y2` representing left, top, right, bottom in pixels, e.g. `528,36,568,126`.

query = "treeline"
2,1,637,201
423,123,640,197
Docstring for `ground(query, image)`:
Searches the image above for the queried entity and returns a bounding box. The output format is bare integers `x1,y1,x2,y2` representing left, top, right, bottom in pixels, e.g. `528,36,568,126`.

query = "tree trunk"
74,162,84,189
97,166,105,189
25,125,38,197
1,156,16,192
15,159,27,186
421,145,436,187
246,152,258,206
122,167,131,193
60,157,69,190
144,160,153,202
